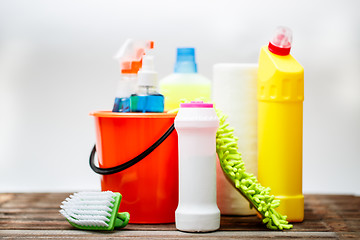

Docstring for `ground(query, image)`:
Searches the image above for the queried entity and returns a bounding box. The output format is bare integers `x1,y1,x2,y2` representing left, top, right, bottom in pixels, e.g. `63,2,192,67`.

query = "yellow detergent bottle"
257,27,304,222
159,48,211,111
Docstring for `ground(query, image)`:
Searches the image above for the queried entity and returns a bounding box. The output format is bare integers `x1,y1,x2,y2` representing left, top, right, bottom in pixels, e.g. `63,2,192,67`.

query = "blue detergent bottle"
130,55,164,113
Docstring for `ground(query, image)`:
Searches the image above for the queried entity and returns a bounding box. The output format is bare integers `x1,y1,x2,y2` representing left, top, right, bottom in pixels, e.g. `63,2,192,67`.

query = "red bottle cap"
268,27,292,56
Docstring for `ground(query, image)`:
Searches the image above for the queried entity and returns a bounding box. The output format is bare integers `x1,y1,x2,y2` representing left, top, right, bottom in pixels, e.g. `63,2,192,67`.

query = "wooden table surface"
0,193,359,239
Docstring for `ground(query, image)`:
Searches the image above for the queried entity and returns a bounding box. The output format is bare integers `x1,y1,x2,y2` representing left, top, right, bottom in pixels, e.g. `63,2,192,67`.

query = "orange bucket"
89,111,178,223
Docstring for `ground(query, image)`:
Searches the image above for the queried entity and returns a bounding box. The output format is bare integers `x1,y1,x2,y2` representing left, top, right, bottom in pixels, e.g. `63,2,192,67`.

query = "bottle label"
130,95,164,113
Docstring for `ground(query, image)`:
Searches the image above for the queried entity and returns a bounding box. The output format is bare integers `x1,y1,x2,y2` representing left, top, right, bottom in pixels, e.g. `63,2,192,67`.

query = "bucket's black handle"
90,123,175,175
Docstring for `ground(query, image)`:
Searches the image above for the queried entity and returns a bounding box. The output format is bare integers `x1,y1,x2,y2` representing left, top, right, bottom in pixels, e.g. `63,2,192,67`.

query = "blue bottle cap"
174,48,197,73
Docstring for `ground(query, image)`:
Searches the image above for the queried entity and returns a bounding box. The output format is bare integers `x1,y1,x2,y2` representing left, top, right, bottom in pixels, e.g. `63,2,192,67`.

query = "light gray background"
0,0,359,194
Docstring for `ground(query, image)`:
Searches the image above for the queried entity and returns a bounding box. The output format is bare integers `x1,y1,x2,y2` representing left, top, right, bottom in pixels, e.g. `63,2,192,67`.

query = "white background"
0,0,359,194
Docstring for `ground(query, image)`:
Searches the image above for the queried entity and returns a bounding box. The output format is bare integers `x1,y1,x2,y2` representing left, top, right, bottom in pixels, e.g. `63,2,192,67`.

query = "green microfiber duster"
215,108,292,230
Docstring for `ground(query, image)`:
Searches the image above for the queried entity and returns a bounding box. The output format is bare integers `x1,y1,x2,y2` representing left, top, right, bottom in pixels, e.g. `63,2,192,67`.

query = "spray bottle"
130,55,164,113
112,39,154,112
257,27,304,222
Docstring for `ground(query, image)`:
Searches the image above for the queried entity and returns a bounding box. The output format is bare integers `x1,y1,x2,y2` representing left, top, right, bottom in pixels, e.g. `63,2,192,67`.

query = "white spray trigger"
138,55,158,87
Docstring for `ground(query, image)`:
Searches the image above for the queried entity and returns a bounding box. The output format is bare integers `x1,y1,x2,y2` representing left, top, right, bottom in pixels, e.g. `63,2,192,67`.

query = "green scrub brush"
60,191,130,231
215,108,292,230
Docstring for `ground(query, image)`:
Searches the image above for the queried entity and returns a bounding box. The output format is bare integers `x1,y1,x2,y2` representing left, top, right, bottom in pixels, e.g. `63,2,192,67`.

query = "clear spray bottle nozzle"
141,55,155,71
138,55,157,87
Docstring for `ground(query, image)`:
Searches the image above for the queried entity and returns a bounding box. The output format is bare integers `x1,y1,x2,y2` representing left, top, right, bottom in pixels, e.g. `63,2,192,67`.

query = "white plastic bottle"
174,101,220,232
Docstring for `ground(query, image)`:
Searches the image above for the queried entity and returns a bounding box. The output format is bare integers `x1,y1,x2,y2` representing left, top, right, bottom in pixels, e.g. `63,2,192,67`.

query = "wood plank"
0,230,340,239
0,193,14,206
0,215,334,232
0,193,359,238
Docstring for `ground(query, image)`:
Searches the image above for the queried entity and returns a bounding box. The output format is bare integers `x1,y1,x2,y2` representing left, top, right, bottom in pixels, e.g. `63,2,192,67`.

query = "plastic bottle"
112,39,154,112
174,101,220,232
159,48,211,111
130,55,164,113
257,27,304,222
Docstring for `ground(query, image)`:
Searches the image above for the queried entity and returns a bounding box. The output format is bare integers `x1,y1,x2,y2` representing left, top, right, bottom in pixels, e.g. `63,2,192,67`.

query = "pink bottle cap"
180,101,213,108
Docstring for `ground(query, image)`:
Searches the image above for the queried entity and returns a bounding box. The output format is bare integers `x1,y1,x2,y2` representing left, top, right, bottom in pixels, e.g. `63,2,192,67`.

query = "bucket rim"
90,111,177,118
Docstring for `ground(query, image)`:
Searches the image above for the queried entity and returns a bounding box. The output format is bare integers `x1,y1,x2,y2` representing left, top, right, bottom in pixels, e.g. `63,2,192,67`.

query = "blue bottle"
130,55,164,113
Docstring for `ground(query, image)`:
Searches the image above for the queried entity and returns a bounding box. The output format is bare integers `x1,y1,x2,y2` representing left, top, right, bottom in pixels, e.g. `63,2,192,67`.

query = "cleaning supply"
257,26,304,222
213,63,258,215
89,111,178,223
159,48,211,111
174,101,220,232
167,102,292,230
216,108,293,230
130,55,164,112
59,191,130,230
112,39,154,112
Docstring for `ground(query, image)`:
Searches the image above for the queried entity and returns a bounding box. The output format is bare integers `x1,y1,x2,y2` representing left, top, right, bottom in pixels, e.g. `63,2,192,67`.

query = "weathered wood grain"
0,193,359,239
0,230,342,239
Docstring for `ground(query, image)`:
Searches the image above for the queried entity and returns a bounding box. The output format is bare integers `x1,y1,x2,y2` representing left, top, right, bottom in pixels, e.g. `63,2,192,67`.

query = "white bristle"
71,195,115,202
61,204,112,212
59,191,117,227
60,210,109,227
61,208,112,217
62,200,114,208
74,191,116,198
63,210,110,222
